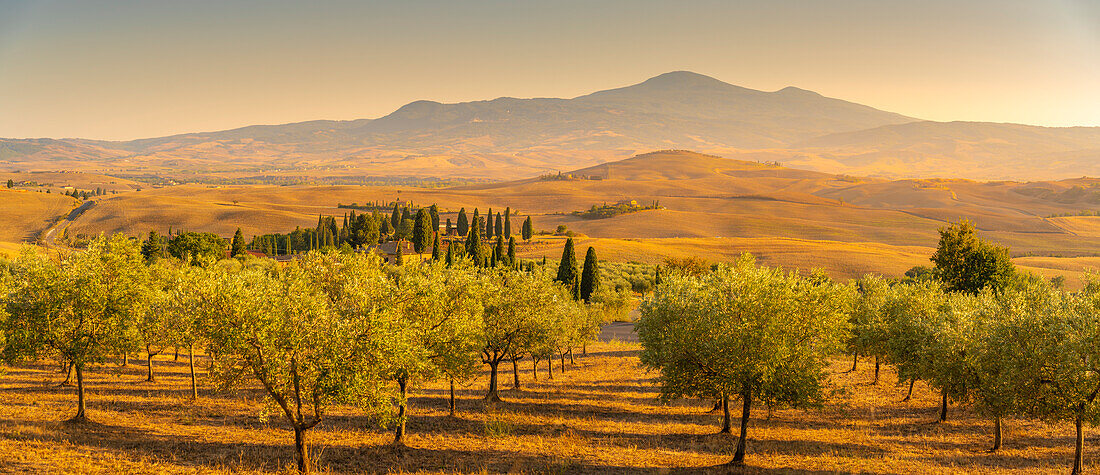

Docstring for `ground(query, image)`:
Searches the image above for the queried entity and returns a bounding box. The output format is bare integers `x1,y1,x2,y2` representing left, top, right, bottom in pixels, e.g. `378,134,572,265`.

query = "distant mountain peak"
637,70,731,88
775,86,821,96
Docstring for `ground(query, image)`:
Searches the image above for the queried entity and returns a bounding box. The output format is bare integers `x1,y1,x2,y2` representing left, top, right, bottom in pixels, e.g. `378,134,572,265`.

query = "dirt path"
42,199,96,247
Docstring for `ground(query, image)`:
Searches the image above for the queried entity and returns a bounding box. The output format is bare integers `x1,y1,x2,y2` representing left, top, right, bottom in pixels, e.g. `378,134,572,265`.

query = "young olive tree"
159,262,210,399
480,269,571,402
920,291,983,423
199,252,397,474
1,235,150,422
1020,279,1100,475
386,263,484,444
880,281,946,402
846,275,891,381
636,255,851,466
969,280,1058,452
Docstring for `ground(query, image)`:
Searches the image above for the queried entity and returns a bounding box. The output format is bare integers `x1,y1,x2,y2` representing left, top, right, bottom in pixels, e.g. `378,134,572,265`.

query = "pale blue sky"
1,0,1098,140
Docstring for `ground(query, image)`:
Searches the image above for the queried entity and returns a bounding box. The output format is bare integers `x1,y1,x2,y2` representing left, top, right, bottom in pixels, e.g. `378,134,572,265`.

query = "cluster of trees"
229,204,536,260
141,230,228,263
572,200,660,220
0,233,604,474
451,206,531,242
61,187,110,199
638,221,1100,473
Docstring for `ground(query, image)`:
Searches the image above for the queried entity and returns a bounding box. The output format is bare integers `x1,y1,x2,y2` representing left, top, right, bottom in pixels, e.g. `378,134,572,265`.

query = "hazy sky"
1,0,1098,140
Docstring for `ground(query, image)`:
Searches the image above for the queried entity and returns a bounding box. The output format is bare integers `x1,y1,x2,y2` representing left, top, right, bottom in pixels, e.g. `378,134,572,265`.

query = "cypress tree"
431,233,441,261
472,209,480,236
429,204,440,232
413,208,432,255
231,228,246,257
504,208,512,238
457,208,468,236
466,217,484,266
391,204,401,229
522,216,533,241
495,213,503,238
446,218,453,235
579,246,600,303
5,179,12,188
445,241,454,266
507,236,516,267
486,208,493,237
555,238,579,294
401,207,411,223
493,236,504,267
394,243,404,266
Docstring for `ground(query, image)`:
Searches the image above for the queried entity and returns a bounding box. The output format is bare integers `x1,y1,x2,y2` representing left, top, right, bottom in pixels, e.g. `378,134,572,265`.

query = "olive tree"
386,262,483,444
1,235,149,422
480,269,571,402
920,291,982,423
846,275,891,382
199,252,397,474
969,280,1057,451
880,281,946,402
636,255,851,466
1021,279,1100,474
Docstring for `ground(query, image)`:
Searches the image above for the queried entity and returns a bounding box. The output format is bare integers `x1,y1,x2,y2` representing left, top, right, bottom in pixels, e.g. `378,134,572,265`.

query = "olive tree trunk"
485,360,502,402
394,376,408,445
991,415,1002,452
449,378,456,416
730,389,752,465
1073,414,1085,475
873,357,881,385
145,345,156,382
71,363,87,422
511,357,521,389
188,343,198,399
939,387,949,422
720,394,731,433
294,426,311,474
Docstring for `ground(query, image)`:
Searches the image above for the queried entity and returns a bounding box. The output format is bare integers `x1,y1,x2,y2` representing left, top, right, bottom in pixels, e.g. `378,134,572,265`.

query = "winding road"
42,199,96,248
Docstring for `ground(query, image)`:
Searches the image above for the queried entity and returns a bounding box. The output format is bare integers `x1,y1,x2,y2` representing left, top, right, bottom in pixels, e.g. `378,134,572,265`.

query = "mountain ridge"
1,71,1098,180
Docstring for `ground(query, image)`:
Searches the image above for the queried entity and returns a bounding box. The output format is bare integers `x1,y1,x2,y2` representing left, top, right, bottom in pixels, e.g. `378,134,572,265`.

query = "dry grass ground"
0,341,1091,474
0,189,78,242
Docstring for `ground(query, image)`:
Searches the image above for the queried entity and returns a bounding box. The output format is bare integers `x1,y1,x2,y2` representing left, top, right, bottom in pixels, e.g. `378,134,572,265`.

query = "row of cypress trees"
554,238,599,303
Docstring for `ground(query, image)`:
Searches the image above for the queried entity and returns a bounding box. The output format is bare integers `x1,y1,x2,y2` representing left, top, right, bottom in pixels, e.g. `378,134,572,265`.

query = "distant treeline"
114,173,493,188
573,200,660,220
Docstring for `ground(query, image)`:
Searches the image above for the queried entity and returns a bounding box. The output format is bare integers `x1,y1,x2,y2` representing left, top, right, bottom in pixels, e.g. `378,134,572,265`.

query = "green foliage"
167,232,227,263
880,280,947,384
522,216,532,241
579,246,599,303
141,230,168,262
555,238,579,297
230,228,246,257
413,209,432,254
457,208,469,236
931,220,1015,294
572,200,658,219
2,235,151,420
636,255,851,463
847,275,891,364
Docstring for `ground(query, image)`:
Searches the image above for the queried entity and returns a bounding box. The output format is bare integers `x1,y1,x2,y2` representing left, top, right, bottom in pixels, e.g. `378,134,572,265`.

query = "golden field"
0,189,78,243
0,341,1092,474
0,151,1084,286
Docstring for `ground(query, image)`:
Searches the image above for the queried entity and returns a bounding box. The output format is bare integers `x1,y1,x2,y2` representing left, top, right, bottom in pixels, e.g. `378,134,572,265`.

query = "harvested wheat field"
0,339,1087,474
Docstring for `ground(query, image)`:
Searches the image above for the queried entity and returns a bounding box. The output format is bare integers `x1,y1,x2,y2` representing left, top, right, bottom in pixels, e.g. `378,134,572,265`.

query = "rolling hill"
2,71,1098,180
36,151,1098,288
